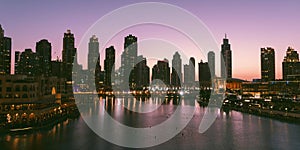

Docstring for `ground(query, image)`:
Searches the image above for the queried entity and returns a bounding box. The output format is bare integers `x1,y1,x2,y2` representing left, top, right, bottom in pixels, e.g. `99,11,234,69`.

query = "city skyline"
1,2,300,150
3,25,300,82
1,1,300,80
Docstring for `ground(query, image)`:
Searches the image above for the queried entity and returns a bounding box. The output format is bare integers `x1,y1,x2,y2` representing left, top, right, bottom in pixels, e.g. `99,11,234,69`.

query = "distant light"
179,91,184,96
264,99,271,102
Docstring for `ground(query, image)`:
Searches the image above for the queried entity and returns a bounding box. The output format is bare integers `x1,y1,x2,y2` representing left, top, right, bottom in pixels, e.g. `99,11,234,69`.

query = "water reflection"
0,97,299,149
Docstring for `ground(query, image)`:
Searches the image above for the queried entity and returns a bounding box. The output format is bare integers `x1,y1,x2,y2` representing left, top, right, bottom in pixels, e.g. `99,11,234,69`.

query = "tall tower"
104,46,115,89
171,52,182,87
88,35,99,72
282,47,300,80
36,39,51,76
120,34,138,89
62,29,77,81
221,34,232,79
0,25,12,75
208,51,215,77
261,47,275,81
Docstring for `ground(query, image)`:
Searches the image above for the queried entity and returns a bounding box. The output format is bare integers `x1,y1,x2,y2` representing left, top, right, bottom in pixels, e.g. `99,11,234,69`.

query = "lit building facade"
282,47,300,81
261,47,275,81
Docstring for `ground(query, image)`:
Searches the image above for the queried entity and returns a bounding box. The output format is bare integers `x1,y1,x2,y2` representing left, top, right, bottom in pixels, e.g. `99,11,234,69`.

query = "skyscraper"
0,25,11,75
199,60,211,82
199,60,211,89
152,59,170,86
120,34,138,89
189,57,196,82
104,46,115,89
36,39,51,76
62,30,77,81
184,64,190,85
221,34,232,78
261,47,275,81
88,35,100,72
16,49,38,76
14,51,21,75
0,25,3,45
208,51,215,77
0,25,4,57
50,59,63,78
171,52,182,87
183,57,195,87
282,47,300,80
133,55,150,89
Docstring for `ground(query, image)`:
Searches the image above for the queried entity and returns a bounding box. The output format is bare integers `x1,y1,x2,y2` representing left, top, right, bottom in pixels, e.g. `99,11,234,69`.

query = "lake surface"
1,98,300,150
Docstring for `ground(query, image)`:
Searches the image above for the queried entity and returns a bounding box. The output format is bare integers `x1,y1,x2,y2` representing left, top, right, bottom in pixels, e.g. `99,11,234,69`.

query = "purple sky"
1,0,300,80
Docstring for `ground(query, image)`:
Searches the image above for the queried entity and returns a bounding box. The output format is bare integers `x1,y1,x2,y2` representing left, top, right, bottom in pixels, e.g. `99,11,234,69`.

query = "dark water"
1,98,300,150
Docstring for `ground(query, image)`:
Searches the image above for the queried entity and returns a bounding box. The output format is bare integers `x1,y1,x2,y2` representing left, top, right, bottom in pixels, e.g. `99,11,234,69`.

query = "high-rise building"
88,35,100,72
0,25,3,44
0,25,12,75
14,51,21,75
261,47,275,81
221,34,232,78
189,57,196,82
51,59,63,78
0,25,4,60
132,55,150,89
62,30,77,81
184,64,190,85
183,57,195,87
95,57,105,91
120,34,138,89
152,59,170,86
16,49,38,76
104,46,115,89
199,60,211,88
208,51,215,77
199,60,211,82
282,47,300,80
36,39,51,76
171,52,182,87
